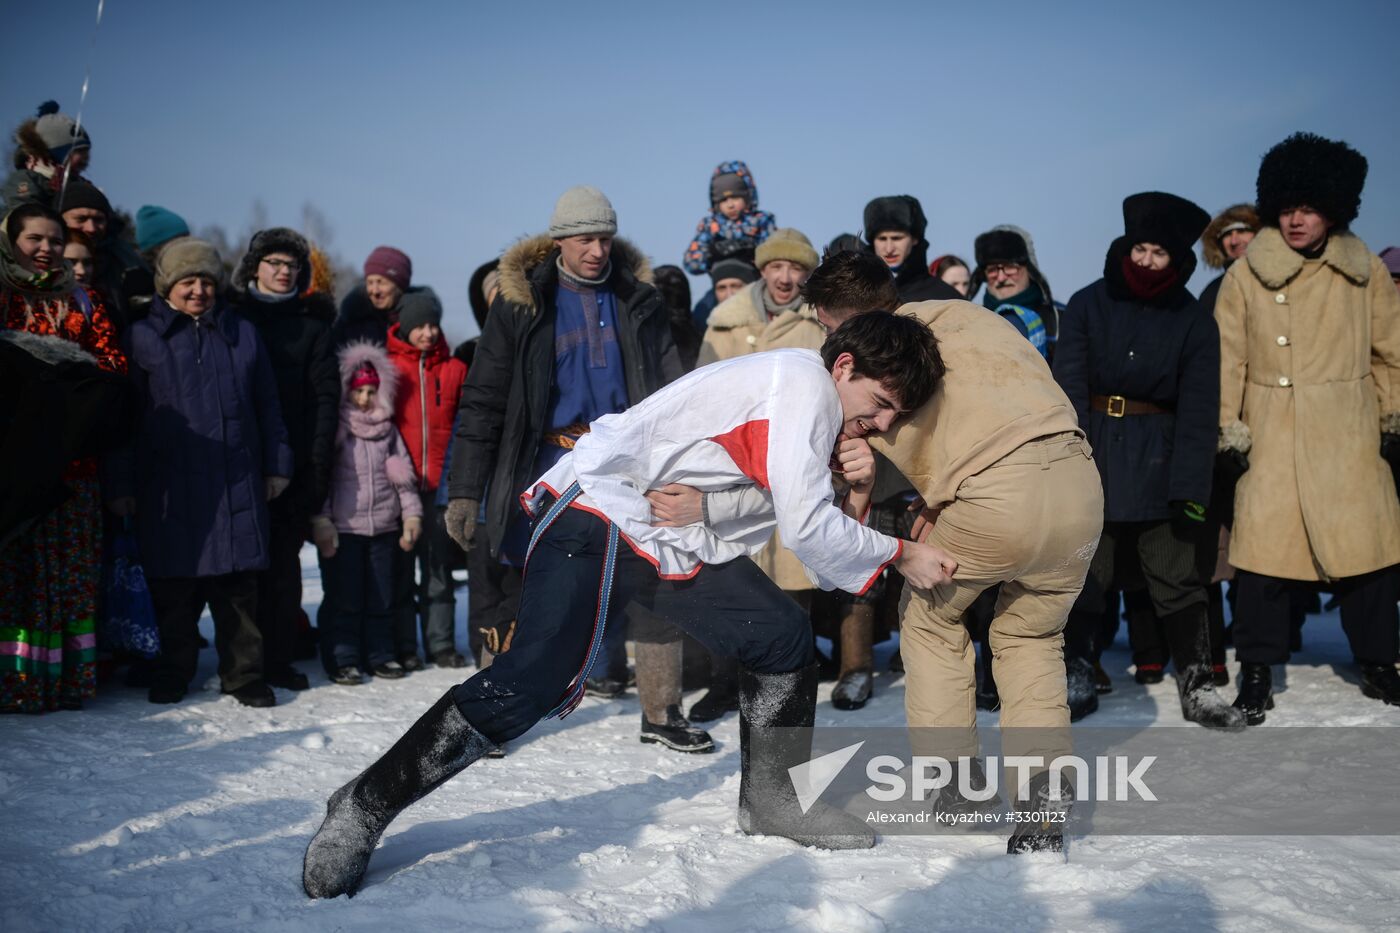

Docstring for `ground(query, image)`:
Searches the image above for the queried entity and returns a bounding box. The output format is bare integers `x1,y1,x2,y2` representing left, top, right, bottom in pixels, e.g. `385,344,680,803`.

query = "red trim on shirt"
854,540,902,596
565,502,704,581
709,419,771,490
521,481,562,517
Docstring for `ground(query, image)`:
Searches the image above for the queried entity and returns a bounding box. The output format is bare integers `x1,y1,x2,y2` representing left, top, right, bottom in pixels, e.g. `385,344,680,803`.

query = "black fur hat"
1255,132,1367,230
974,228,1031,268
234,226,311,293
863,195,927,245
1121,192,1210,264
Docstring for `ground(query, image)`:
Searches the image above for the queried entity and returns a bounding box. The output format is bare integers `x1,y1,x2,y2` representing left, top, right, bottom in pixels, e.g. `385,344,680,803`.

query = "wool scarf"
1120,256,1179,301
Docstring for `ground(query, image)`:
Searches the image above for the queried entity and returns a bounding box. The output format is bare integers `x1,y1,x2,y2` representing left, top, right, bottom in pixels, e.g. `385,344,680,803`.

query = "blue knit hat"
136,205,190,253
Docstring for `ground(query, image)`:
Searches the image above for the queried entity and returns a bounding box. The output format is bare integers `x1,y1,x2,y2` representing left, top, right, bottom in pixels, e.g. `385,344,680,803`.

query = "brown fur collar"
1202,203,1259,270
13,120,54,162
497,234,652,314
1244,227,1373,290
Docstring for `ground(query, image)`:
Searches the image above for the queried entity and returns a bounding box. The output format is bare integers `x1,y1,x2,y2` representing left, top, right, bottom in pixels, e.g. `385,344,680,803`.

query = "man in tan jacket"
1216,132,1400,720
801,251,1104,853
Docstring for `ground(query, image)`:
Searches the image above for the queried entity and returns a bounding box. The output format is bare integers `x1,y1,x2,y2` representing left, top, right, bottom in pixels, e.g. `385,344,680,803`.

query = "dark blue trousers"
327,532,398,669
452,506,813,745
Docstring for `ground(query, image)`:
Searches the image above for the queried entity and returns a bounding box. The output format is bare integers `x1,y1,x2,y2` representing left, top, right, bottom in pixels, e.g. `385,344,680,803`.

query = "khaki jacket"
1216,228,1400,581
871,300,1084,508
697,281,825,365
699,281,826,590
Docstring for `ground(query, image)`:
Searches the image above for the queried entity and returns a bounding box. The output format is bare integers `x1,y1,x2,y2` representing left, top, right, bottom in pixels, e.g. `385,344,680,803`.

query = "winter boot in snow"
737,663,875,849
1134,663,1165,685
931,756,1003,822
641,705,715,753
1006,770,1072,856
832,604,876,711
1359,664,1400,705
1066,657,1099,722
689,655,740,722
638,641,714,753
832,670,874,711
1232,662,1274,726
1164,608,1246,731
303,689,495,898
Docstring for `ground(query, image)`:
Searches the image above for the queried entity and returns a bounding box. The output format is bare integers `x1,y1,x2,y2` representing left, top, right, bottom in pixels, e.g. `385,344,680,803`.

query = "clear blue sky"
5,0,1398,341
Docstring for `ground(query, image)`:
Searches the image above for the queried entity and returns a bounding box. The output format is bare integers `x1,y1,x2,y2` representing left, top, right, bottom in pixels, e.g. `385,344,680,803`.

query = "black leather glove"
1170,500,1208,538
1381,433,1400,468
1215,448,1249,483
1382,434,1400,496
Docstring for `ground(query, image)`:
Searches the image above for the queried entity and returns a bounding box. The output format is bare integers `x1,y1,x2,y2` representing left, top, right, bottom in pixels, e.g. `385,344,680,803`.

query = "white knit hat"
547,186,617,238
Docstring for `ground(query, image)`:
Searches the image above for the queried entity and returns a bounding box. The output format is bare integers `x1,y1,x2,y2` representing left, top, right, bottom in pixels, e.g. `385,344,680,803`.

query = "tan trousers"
902,433,1103,758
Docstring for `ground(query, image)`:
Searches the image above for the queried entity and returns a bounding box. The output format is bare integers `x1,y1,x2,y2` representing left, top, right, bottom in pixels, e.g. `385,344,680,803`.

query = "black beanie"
397,287,443,334
710,256,760,287
58,178,111,217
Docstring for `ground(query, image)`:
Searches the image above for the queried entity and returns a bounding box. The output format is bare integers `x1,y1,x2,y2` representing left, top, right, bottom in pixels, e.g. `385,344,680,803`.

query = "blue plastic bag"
101,525,160,658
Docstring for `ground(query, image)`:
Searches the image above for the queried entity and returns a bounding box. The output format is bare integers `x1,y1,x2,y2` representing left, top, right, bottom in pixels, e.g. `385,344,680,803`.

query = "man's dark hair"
820,310,944,411
801,250,899,323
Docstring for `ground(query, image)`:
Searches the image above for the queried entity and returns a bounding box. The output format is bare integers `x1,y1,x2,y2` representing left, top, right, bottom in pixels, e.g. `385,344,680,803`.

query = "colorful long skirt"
0,476,100,713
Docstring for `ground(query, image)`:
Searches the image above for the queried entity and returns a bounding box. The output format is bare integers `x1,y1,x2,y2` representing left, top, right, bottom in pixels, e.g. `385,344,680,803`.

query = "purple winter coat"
324,342,422,536
114,296,294,579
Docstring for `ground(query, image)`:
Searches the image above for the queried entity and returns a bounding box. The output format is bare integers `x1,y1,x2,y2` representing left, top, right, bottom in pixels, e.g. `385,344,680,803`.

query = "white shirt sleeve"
765,375,901,594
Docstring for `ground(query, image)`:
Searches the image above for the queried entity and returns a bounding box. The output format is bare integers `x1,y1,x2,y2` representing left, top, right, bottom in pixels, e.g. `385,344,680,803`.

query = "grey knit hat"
547,186,617,238
155,237,224,297
397,287,443,335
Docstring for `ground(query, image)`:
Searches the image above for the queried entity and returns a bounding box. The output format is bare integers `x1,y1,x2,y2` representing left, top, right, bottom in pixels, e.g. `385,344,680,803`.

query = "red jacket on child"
386,323,467,492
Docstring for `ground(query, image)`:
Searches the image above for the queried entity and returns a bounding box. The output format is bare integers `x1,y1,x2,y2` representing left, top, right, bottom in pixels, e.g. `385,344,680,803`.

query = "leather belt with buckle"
1091,394,1170,418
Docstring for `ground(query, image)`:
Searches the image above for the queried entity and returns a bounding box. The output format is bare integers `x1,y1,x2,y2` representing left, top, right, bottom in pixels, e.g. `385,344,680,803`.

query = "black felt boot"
737,663,875,849
1164,608,1246,731
303,689,496,898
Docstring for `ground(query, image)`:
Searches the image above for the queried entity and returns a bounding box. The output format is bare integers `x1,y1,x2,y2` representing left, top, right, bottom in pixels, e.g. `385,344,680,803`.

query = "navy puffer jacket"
115,296,293,578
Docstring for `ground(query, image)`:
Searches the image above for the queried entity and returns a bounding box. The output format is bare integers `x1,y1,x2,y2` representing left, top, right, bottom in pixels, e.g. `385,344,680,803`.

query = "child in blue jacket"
682,160,777,274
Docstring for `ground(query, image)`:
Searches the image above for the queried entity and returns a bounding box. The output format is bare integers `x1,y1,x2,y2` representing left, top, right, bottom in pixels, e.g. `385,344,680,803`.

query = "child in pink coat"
312,341,422,684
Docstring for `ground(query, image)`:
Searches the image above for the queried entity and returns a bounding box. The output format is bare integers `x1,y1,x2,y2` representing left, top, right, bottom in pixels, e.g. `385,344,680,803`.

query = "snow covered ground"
5,548,1400,932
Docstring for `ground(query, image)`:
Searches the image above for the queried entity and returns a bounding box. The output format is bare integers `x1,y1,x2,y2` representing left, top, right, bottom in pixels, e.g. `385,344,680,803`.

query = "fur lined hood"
232,227,312,295
12,121,56,165
1244,227,1373,290
336,340,398,414
1202,204,1260,270
497,234,652,314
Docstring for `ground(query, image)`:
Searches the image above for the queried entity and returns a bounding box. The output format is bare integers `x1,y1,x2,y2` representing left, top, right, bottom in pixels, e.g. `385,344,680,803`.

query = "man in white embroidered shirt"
305,312,958,898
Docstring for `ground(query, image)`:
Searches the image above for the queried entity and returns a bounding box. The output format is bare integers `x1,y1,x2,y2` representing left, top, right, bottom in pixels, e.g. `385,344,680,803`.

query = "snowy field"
5,548,1400,932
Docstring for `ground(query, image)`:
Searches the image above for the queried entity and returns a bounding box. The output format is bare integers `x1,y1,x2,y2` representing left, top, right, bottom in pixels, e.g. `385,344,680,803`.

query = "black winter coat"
1054,239,1219,522
1198,272,1226,316
332,284,396,350
234,291,340,521
448,236,683,558
893,242,962,303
